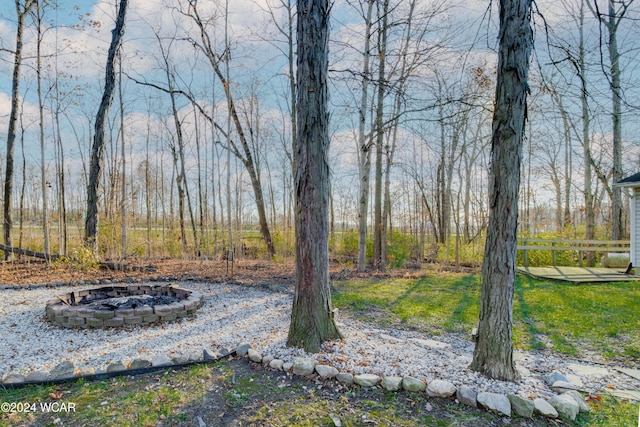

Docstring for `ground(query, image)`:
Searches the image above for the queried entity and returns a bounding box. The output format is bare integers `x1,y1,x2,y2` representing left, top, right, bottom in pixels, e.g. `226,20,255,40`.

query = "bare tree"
84,0,128,252
372,0,389,272
4,0,36,259
355,0,375,272
182,0,275,258
587,0,634,240
33,0,50,262
287,0,342,352
470,0,533,381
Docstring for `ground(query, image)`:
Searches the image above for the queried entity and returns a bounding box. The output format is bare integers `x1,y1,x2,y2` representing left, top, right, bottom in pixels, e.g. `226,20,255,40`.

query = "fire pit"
45,285,203,328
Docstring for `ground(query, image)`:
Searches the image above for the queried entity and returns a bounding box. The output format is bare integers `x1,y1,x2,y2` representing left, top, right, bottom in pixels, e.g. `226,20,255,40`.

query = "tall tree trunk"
145,111,152,257
606,0,625,239
84,0,128,252
552,91,572,229
18,106,26,251
54,88,68,256
470,0,533,381
119,57,127,259
357,0,375,272
579,1,596,266
373,0,389,272
35,3,50,262
194,106,205,256
287,0,342,353
4,0,36,260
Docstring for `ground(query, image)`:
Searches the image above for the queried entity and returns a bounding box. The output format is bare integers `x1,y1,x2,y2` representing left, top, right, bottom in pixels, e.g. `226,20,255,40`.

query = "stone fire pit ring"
45,285,203,328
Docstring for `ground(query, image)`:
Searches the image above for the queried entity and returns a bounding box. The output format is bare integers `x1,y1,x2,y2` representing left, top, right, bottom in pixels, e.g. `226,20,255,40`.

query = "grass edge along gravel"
332,273,640,362
3,358,636,426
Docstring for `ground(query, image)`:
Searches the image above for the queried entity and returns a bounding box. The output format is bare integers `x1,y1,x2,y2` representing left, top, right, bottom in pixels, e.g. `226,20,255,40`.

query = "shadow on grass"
514,275,546,351
445,276,480,330
387,278,425,307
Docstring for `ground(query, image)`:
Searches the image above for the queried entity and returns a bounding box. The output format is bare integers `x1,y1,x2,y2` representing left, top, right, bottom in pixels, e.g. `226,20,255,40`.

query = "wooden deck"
517,266,640,283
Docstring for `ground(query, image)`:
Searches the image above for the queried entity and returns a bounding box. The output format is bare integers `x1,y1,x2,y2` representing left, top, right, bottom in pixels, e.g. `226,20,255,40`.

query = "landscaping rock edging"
0,340,601,422
230,342,593,422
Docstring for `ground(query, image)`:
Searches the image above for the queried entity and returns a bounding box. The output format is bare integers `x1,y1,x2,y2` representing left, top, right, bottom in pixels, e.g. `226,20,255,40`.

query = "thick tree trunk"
470,0,532,381
287,0,342,353
84,0,128,251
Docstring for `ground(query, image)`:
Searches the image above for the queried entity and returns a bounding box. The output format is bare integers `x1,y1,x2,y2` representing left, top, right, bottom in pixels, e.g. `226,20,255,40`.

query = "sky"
1,0,640,230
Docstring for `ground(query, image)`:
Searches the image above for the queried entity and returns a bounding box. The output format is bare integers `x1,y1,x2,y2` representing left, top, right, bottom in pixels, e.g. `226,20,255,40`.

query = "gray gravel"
0,281,638,399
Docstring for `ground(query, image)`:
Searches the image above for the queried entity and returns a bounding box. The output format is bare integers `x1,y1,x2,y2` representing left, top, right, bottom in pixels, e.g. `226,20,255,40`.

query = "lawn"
1,271,639,426
332,273,640,362
0,358,520,427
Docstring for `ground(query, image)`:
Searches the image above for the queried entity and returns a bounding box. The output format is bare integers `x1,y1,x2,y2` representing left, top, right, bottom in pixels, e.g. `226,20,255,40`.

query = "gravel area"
1,281,638,399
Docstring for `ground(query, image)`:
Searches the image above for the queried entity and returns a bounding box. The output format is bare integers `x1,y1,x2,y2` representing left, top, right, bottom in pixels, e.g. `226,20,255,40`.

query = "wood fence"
517,238,630,267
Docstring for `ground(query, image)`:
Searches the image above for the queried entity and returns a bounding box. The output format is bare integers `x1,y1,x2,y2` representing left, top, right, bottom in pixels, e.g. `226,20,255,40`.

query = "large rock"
203,349,217,361
549,393,579,420
336,373,354,385
50,361,76,379
269,359,284,371
551,380,579,394
171,356,190,365
25,371,50,382
262,355,275,366
248,349,263,363
151,355,172,367
292,358,316,376
315,365,339,379
106,361,126,372
129,359,152,369
2,373,25,384
564,390,590,413
533,398,558,418
381,376,403,391
402,376,426,392
508,395,534,418
545,371,569,386
354,374,381,387
236,342,251,356
477,392,511,417
456,385,477,408
426,380,456,397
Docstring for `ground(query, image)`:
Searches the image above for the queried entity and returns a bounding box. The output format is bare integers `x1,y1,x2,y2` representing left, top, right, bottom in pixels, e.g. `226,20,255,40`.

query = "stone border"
0,341,595,422
0,278,618,421
232,342,594,422
44,285,203,329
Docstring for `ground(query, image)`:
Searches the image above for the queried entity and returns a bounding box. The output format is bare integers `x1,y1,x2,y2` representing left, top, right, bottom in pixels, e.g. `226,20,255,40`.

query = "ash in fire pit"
45,285,203,329
80,294,182,310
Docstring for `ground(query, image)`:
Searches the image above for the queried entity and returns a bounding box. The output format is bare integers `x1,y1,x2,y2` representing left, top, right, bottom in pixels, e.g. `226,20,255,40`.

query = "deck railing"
517,238,630,267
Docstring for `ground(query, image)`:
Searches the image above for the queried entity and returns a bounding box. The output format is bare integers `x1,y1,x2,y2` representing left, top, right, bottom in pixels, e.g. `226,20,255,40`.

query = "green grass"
574,395,640,426
0,364,215,427
332,273,640,426
333,273,640,361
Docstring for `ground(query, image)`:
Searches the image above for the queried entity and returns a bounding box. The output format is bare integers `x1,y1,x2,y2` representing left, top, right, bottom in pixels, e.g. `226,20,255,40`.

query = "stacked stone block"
45,285,203,329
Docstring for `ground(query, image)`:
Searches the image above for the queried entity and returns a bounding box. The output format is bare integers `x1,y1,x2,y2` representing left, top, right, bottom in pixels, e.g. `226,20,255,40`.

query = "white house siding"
634,188,640,268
